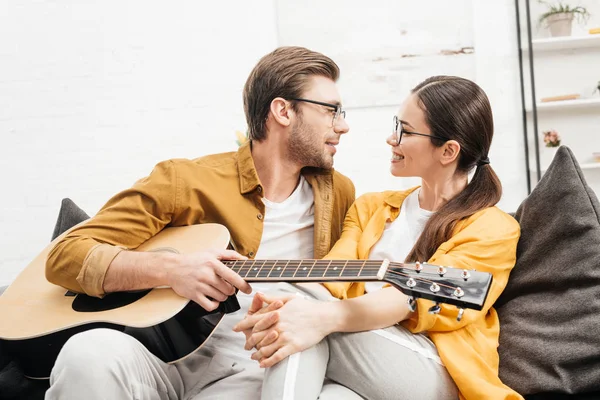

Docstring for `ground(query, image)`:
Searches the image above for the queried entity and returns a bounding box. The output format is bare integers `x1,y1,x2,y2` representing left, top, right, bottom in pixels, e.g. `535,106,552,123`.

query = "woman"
234,76,522,400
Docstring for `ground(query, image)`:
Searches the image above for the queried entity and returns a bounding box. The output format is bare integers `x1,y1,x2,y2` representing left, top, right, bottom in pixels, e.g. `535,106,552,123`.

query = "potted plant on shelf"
542,129,562,164
538,1,591,37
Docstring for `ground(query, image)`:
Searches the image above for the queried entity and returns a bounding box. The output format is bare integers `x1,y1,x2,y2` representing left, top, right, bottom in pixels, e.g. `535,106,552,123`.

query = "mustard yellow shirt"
46,141,355,297
323,188,523,400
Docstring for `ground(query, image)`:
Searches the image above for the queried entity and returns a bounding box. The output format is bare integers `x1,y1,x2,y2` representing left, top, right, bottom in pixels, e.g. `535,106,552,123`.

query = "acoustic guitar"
0,224,492,379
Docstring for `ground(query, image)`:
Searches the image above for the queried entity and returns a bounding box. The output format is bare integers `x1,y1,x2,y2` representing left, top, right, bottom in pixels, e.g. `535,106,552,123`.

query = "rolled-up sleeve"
46,160,179,297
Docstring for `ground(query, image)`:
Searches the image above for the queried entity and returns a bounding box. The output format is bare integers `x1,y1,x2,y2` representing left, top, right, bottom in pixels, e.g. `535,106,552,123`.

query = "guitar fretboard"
223,259,386,282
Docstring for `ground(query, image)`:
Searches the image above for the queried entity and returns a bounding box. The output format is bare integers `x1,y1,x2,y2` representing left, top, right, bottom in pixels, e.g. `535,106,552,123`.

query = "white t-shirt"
253,175,314,260
205,177,317,362
239,175,316,300
366,189,434,292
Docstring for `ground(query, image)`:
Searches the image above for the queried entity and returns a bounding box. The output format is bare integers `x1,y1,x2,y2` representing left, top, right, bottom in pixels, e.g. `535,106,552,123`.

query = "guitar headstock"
383,262,492,313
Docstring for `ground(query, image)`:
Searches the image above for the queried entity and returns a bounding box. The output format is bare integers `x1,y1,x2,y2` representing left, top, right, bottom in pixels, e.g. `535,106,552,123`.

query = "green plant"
537,1,590,25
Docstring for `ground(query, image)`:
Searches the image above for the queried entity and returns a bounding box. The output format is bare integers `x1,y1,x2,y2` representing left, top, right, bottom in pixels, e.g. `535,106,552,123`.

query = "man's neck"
251,141,303,202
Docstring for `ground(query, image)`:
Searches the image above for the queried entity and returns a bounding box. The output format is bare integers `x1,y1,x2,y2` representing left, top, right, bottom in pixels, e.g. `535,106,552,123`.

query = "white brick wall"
0,0,531,286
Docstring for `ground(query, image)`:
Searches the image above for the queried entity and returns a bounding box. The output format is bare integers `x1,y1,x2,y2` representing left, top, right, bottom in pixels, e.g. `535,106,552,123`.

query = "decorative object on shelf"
590,27,600,35
541,93,581,102
542,130,562,165
543,129,562,147
538,1,591,37
594,81,600,96
593,152,600,162
235,130,248,147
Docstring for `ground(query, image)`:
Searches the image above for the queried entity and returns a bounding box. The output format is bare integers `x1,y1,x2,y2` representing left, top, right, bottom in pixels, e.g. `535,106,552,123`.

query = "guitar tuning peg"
456,308,465,322
407,296,417,312
437,266,447,276
428,302,441,314
461,269,471,280
415,261,423,273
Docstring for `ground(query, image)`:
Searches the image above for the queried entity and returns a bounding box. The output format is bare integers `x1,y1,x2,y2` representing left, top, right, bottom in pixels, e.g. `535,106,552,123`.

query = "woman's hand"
237,292,291,350
234,295,336,368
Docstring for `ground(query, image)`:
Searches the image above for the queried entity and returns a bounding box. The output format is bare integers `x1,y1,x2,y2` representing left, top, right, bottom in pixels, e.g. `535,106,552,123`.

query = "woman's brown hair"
405,76,502,263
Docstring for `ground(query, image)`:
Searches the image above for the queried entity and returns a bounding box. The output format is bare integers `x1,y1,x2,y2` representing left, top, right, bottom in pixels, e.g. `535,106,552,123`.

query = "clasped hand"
233,292,330,368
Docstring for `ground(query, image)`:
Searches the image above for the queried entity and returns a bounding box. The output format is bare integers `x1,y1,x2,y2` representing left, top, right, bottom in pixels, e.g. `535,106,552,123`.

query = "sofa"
1,146,599,399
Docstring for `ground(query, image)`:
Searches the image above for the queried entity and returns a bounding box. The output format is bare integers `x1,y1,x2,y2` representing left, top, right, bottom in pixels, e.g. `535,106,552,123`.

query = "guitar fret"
269,260,288,279
256,260,270,278
248,260,262,279
339,259,348,277
238,260,252,278
295,261,312,278
281,261,301,278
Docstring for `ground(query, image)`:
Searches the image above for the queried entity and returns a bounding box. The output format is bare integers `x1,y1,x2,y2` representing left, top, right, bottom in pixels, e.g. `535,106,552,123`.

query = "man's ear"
440,140,461,166
269,98,292,127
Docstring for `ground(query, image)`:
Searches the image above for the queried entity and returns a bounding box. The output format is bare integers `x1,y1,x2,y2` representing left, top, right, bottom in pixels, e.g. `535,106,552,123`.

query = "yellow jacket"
323,188,523,400
46,141,355,297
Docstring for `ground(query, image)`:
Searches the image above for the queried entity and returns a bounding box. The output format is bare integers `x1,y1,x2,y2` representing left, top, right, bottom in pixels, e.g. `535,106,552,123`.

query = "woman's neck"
418,173,468,212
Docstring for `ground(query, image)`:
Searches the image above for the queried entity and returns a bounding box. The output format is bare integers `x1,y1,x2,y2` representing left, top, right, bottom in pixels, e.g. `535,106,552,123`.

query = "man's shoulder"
166,151,238,171
331,169,353,188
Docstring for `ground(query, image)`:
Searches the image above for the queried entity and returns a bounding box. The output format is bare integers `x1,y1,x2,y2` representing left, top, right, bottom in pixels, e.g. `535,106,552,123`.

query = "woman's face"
387,94,440,178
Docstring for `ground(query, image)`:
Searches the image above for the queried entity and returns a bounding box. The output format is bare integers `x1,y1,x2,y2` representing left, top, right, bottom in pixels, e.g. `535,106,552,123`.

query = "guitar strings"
224,260,464,291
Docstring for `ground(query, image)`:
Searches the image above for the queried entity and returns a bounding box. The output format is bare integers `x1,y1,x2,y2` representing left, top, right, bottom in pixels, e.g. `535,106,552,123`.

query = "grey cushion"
0,198,89,400
51,198,90,240
496,146,600,396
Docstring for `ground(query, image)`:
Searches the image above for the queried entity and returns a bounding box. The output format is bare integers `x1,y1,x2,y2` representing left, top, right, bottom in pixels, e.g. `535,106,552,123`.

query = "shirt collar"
383,186,420,208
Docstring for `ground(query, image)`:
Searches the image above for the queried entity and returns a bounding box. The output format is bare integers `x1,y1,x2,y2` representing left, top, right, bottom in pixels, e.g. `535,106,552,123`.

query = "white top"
241,175,315,296
206,177,318,362
253,175,315,261
366,189,433,292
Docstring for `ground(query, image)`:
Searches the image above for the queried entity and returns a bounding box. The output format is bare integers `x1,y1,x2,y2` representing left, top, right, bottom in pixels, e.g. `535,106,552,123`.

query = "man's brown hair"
243,46,340,141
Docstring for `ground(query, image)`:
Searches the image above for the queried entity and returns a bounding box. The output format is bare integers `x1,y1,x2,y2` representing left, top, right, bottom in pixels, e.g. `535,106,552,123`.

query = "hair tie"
477,157,490,166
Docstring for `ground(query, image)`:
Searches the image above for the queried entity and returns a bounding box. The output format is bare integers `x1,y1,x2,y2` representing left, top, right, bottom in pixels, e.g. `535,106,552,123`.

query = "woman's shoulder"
355,187,420,208
461,206,520,237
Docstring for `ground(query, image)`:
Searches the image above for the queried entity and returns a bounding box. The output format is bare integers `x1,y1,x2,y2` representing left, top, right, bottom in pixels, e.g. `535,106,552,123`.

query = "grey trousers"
45,284,456,400
261,285,459,400
44,284,360,400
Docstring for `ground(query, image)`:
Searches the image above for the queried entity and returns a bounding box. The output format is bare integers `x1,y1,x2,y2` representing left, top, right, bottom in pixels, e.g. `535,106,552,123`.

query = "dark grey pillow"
51,198,90,240
496,146,600,396
0,198,89,400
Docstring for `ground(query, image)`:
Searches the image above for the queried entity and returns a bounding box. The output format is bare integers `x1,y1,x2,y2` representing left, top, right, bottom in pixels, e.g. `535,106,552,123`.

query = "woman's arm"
322,287,411,333
234,286,412,367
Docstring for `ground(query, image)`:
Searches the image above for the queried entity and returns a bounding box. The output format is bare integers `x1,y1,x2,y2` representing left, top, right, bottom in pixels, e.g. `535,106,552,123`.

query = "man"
44,46,355,399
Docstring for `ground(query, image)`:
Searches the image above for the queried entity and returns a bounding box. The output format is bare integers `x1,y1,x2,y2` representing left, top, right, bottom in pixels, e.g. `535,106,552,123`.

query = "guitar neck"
223,259,387,283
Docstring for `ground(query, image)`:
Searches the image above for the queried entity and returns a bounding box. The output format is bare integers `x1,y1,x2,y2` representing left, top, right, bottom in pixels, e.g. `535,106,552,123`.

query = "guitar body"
0,224,235,379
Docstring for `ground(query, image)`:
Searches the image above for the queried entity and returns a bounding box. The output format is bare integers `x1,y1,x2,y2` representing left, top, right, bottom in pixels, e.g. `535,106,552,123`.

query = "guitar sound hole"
72,290,152,312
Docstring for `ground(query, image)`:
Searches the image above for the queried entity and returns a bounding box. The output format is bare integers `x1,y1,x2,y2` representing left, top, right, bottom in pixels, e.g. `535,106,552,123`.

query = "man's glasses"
290,98,346,126
393,115,448,144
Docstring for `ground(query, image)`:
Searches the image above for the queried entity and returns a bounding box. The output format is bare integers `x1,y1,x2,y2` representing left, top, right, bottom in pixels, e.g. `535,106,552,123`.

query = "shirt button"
257,213,263,220
249,251,255,257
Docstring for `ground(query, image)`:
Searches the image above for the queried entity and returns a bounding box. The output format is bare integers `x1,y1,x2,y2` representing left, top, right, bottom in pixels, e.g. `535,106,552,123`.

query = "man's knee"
52,328,136,378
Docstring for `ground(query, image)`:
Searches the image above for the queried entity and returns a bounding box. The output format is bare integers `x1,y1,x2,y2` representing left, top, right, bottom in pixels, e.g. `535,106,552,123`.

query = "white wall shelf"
526,34,600,52
526,97,600,112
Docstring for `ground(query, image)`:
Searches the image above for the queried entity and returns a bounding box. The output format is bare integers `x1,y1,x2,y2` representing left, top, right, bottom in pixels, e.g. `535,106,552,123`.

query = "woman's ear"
440,140,461,165
269,98,292,127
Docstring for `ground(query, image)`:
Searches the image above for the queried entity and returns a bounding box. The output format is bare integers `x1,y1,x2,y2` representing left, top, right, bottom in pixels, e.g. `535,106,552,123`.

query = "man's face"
288,76,349,169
